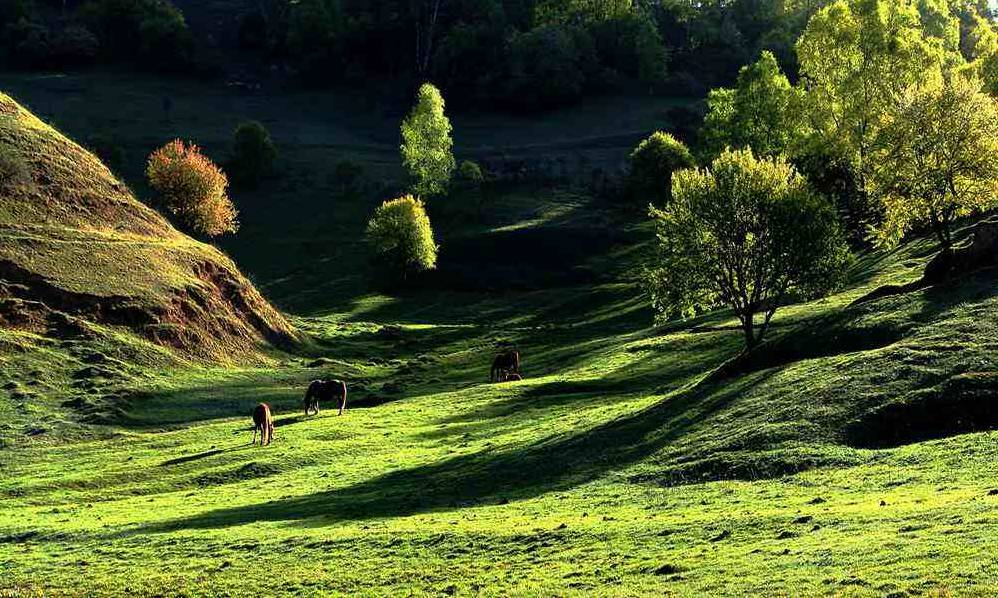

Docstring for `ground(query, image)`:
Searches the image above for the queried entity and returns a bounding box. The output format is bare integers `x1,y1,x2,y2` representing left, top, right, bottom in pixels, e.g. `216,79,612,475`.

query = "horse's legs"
252,426,258,445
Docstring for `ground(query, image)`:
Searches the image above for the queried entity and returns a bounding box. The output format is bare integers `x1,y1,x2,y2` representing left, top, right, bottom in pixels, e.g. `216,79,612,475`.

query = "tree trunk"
741,315,758,351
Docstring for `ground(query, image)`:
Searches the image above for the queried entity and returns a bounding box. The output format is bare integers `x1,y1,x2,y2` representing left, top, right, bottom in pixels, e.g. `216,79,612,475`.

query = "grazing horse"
303,379,348,416
490,349,520,382
252,403,274,446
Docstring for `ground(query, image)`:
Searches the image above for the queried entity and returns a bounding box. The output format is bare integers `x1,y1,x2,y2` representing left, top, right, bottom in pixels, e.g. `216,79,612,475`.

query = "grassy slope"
2,73,998,596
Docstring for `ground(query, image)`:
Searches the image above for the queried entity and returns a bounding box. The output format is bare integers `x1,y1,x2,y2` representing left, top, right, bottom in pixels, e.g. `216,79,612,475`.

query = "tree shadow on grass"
129,367,778,535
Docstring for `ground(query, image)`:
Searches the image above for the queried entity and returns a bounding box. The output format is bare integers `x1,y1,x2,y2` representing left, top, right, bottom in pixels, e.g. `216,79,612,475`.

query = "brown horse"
303,379,348,416
490,349,520,382
252,403,274,446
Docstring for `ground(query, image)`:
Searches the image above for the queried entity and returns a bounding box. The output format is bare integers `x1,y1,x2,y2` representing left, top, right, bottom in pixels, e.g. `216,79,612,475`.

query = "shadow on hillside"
127,364,786,534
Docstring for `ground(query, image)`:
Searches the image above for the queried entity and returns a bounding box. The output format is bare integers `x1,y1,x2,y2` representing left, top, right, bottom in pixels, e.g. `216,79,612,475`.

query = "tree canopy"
366,195,439,280
648,148,850,349
401,83,456,198
699,50,801,159
871,75,998,249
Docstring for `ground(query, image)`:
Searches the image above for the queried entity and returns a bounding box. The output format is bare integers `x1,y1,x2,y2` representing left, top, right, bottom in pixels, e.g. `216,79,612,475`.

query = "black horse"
490,349,521,382
303,379,348,416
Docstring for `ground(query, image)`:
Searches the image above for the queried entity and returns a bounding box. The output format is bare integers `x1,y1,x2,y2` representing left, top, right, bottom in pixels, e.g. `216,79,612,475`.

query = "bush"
366,195,438,280
457,160,484,185
146,140,238,237
230,121,277,187
0,149,30,189
628,131,694,206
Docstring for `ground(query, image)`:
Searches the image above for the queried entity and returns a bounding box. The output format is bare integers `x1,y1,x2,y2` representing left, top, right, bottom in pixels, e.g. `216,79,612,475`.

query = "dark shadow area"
846,373,998,449
159,448,225,467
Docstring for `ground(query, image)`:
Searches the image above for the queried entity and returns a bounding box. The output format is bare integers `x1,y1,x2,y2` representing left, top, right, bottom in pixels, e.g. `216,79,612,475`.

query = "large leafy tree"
401,82,456,198
871,76,998,249
699,50,802,159
796,0,945,189
648,148,850,349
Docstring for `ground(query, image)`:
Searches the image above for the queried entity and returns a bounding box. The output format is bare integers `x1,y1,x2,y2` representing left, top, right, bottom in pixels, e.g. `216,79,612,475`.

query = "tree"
796,0,945,189
366,195,438,279
871,76,998,249
146,140,238,237
699,50,802,159
648,148,850,349
231,121,277,187
401,83,455,198
627,131,694,205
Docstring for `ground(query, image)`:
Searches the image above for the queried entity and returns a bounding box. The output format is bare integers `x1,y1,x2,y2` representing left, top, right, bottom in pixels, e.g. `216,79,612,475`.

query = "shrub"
230,121,277,187
366,195,438,279
457,160,484,185
628,131,694,205
648,148,850,350
146,140,238,237
0,149,30,189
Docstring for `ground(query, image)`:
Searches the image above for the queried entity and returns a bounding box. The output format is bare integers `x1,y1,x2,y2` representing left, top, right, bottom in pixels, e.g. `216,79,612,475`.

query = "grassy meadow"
3,71,998,596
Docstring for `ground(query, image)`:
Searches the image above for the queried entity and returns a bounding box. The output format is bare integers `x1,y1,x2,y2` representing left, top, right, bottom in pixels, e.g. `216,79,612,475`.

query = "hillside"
4,67,998,596
0,92,296,361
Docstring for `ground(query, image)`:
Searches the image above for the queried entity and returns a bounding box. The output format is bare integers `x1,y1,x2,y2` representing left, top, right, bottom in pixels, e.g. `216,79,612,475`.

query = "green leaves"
648,148,850,348
871,76,998,248
365,194,439,280
700,51,802,160
401,83,456,199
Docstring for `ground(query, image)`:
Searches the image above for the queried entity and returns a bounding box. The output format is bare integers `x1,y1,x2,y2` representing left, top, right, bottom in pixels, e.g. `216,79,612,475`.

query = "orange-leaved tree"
146,139,238,237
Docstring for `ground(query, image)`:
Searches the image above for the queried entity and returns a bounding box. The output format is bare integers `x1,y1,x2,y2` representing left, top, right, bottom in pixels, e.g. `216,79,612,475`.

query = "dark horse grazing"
252,403,274,446
490,348,520,382
303,379,348,416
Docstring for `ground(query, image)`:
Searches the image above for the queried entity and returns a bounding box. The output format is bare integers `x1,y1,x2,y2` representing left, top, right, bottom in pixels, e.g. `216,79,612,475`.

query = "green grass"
4,71,998,595
5,230,998,595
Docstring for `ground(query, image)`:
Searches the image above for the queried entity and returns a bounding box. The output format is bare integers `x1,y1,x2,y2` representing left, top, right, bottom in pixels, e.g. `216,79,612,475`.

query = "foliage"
648,148,850,349
627,131,694,206
286,0,343,79
699,51,801,159
871,76,998,248
401,83,455,198
230,121,277,187
587,10,669,88
791,146,869,247
458,160,484,184
146,140,238,237
365,194,438,279
504,23,592,109
79,0,194,71
796,0,946,185
51,25,100,66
